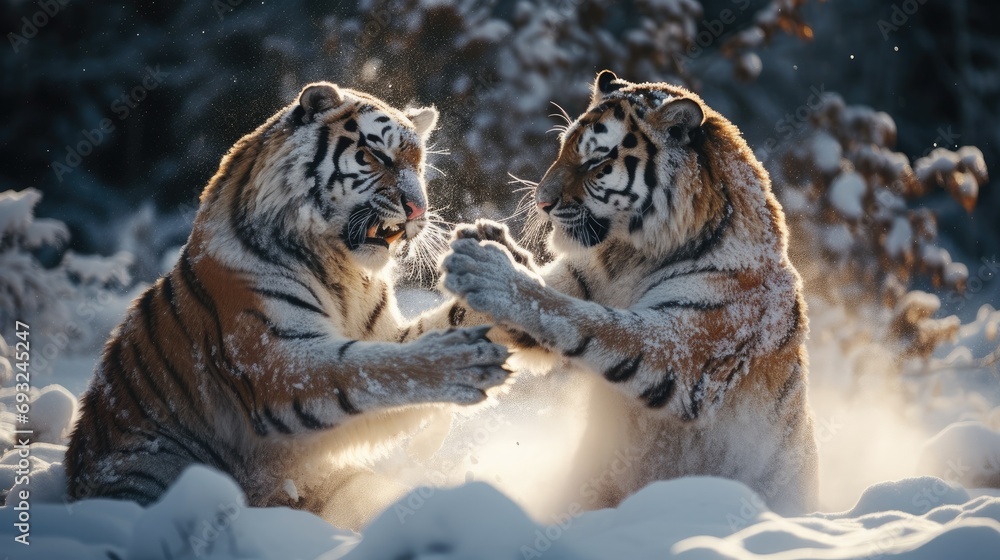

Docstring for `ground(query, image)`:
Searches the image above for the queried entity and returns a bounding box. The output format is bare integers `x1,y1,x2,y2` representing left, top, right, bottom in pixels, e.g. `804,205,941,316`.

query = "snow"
2,294,999,558
828,171,867,219
3,468,1000,559
884,216,913,258
809,132,843,175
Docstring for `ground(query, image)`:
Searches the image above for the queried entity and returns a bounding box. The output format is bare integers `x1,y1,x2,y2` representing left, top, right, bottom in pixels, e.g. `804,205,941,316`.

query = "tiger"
439,71,819,514
65,81,512,529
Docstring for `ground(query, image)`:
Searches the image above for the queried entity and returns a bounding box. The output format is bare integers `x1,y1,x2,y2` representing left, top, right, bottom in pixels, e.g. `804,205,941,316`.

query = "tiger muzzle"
536,163,575,214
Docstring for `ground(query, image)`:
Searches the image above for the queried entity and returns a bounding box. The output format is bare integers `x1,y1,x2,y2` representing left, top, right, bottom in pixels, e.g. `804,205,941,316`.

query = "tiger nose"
537,200,555,213
401,195,425,220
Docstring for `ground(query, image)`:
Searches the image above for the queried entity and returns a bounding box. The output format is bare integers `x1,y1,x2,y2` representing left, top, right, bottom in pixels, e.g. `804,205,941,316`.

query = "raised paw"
413,326,512,404
440,239,527,321
453,219,536,270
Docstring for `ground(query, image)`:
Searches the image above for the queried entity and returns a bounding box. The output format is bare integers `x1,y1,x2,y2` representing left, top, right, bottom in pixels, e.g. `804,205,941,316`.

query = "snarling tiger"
441,71,819,514
65,82,511,528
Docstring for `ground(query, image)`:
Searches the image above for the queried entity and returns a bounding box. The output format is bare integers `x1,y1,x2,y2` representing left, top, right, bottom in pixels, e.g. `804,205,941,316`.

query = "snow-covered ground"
1,291,999,559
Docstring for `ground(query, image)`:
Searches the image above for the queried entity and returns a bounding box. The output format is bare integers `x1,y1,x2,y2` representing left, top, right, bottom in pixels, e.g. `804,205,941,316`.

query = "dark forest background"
1,0,998,321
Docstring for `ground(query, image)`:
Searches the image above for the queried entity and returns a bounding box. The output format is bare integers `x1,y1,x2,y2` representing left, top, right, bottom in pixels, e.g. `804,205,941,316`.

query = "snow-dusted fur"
442,72,819,514
65,82,511,530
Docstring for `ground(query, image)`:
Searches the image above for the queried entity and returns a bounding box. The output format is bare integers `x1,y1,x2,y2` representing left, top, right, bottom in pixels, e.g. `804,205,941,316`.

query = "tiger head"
535,71,744,261
200,81,439,271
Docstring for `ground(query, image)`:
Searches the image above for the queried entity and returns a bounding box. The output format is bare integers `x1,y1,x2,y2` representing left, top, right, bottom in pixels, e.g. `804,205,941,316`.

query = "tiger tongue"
366,225,378,238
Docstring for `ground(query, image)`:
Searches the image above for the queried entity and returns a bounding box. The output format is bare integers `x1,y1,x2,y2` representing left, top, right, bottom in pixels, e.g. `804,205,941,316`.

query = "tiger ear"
406,106,439,140
656,98,705,143
297,82,343,124
591,70,625,105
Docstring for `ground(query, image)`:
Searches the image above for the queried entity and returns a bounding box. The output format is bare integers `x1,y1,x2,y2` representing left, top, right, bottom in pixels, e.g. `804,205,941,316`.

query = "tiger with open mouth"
66,81,511,529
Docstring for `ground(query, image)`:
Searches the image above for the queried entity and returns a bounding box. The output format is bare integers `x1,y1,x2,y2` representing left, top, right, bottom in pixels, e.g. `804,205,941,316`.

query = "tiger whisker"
425,162,447,178
550,101,573,126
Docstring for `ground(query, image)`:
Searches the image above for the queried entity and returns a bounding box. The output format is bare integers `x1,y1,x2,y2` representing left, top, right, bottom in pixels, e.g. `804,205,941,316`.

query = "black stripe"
226,159,295,270
252,287,327,316
138,288,202,415
568,266,592,300
272,224,327,279
510,330,541,349
85,386,113,454
397,326,411,342
123,340,236,462
114,344,240,473
177,248,215,313
160,275,195,346
337,340,357,360
650,300,727,311
293,398,332,430
777,297,802,349
111,340,155,423
682,376,707,420
565,336,592,357
641,132,658,189
662,193,733,266
115,470,170,491
774,361,803,414
640,373,676,409
308,126,334,218
306,125,330,179
448,303,466,327
263,406,293,434
198,331,265,438
639,265,729,300
363,286,388,335
605,353,643,383
243,308,326,340
335,386,361,415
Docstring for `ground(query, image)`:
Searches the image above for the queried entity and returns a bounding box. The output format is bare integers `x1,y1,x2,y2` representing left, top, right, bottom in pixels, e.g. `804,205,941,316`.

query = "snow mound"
24,385,78,444
3,458,1000,558
0,465,358,559
341,481,585,560
919,422,1000,489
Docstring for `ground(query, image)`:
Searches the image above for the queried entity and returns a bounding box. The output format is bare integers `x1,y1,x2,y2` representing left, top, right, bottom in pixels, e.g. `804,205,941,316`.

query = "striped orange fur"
65,82,511,529
441,71,819,514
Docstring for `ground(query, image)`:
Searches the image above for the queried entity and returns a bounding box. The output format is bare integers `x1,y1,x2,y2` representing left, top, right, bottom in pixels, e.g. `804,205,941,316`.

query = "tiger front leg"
442,238,756,421
248,327,511,434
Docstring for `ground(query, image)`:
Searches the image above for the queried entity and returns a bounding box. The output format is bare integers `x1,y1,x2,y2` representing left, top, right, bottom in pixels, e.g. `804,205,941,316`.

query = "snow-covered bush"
0,189,135,371
772,94,990,359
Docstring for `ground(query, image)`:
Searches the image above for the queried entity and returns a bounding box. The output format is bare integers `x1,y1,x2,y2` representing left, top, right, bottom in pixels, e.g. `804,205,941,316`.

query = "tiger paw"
411,325,512,404
441,238,542,326
453,219,536,271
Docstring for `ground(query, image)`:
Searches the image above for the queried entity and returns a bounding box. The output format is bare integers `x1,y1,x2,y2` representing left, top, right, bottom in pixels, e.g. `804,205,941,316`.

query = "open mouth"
364,221,406,248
